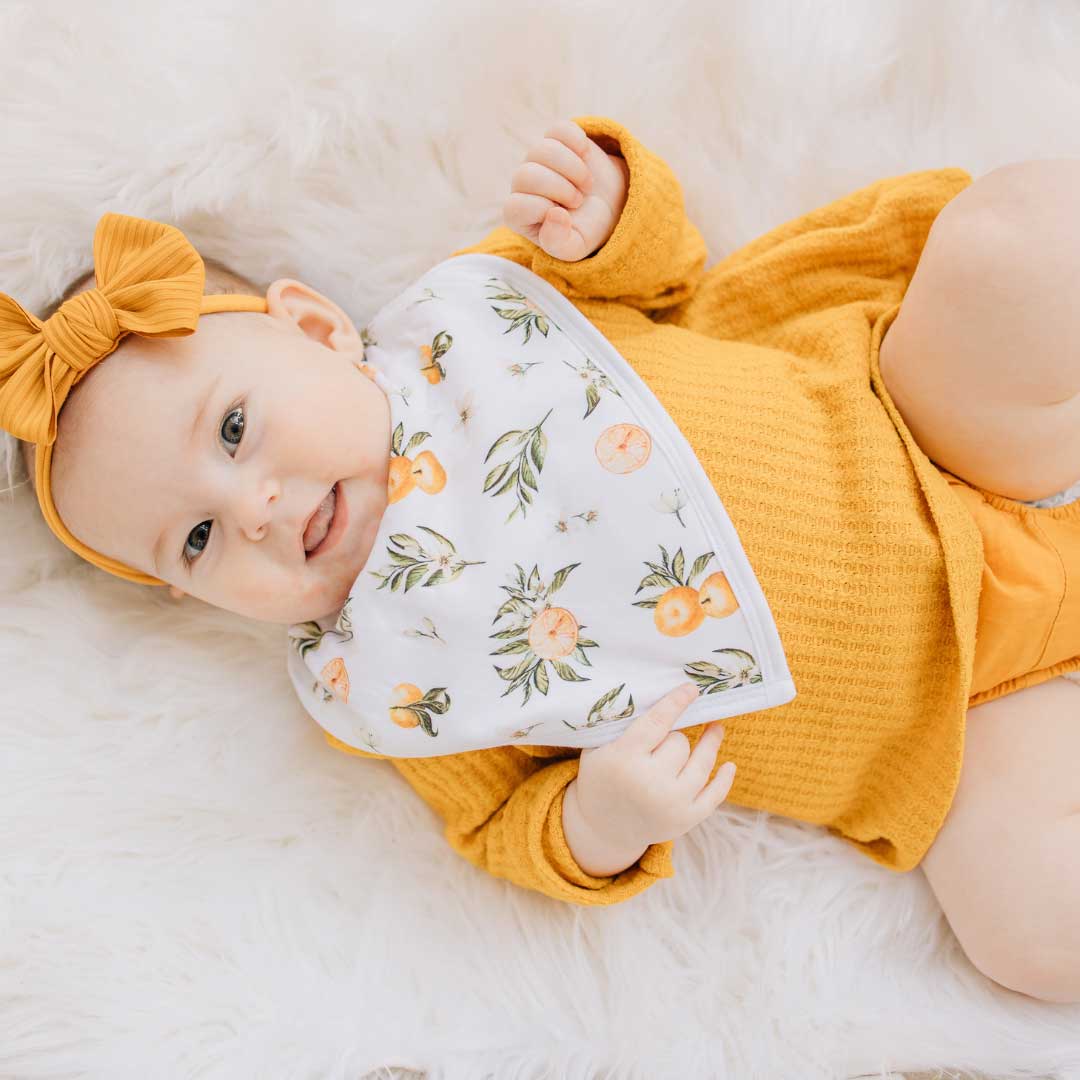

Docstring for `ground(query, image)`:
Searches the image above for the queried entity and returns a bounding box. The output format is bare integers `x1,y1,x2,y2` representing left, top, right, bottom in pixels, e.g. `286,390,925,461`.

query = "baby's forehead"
59,312,264,431
114,310,272,376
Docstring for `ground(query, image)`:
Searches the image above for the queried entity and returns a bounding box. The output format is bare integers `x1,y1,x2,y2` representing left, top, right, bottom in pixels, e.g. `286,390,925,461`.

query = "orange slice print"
527,607,580,660
320,657,351,703
595,423,651,474
389,682,423,728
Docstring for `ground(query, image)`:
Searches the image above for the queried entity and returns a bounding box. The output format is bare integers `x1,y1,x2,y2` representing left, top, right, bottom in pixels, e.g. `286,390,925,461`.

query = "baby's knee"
975,941,1080,1004
964,843,1080,1004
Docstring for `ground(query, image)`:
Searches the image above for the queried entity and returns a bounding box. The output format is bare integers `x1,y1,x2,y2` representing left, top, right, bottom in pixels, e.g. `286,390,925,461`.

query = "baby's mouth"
303,485,338,555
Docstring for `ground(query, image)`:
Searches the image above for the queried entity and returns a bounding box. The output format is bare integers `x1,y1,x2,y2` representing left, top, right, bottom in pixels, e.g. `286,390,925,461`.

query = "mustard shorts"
942,470,1080,707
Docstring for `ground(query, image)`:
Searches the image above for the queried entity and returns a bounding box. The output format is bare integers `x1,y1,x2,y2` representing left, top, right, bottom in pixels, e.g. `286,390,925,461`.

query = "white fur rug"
3,2,1080,1077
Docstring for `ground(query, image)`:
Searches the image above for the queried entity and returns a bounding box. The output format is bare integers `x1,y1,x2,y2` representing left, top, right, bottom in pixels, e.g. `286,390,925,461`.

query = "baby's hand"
569,681,737,855
502,120,630,262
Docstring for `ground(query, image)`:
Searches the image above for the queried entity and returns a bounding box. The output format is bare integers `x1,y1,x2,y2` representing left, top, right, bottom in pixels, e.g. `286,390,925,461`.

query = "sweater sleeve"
450,114,708,314
322,731,675,905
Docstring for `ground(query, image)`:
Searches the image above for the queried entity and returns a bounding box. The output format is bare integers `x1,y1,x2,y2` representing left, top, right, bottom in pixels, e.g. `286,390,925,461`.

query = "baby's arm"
384,742,674,906
452,114,708,314
325,682,736,901
563,683,736,876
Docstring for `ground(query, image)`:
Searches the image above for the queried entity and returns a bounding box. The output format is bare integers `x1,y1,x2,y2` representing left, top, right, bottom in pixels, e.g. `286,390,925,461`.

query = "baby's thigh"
920,675,1080,1003
880,160,1080,501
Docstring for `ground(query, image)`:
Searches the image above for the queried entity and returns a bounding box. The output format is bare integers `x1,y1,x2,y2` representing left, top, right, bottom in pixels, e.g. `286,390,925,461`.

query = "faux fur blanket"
3,2,1080,1077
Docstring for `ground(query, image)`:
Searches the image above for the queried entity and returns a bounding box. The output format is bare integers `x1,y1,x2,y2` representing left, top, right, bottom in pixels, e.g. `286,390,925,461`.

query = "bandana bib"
286,253,796,757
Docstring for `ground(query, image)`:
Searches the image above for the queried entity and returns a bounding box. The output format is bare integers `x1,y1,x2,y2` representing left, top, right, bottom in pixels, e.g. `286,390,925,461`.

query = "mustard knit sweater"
321,115,985,906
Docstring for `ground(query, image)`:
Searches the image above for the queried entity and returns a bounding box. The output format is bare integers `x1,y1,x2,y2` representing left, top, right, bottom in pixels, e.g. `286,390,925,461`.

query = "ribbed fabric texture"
324,116,987,905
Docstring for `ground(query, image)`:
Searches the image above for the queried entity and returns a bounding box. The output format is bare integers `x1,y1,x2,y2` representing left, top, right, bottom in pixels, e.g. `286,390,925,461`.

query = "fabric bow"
0,212,207,447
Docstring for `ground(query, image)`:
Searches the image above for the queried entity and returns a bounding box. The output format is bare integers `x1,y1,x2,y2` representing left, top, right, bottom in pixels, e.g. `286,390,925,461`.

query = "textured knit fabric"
320,114,1019,906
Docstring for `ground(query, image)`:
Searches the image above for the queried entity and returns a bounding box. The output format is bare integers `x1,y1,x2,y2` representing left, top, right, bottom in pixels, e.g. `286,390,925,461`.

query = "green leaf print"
390,421,432,459
403,615,447,645
289,597,355,658
484,277,561,344
482,409,554,524
418,331,452,383
548,562,580,594
550,659,587,683
561,684,637,732
390,684,451,738
489,562,598,707
370,529,484,593
561,356,622,419
404,431,430,456
683,648,762,693
631,544,716,613
408,287,442,307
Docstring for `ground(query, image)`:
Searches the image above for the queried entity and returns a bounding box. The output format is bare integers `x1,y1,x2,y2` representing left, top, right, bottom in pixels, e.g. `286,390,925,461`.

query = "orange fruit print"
386,421,446,504
595,423,651,474
632,544,721,637
320,657,351,703
387,456,416,503
699,571,739,618
653,585,705,637
411,450,447,494
527,607,579,660
418,344,442,384
389,682,423,727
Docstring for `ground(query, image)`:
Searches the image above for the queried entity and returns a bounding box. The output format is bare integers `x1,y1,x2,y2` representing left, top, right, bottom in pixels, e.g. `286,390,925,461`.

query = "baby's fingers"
526,136,593,194
696,759,737,811
537,205,589,262
680,722,735,803
503,191,556,235
511,160,585,211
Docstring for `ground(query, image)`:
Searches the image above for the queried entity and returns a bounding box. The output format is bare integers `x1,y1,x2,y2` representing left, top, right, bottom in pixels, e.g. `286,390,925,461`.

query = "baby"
5,115,1080,1004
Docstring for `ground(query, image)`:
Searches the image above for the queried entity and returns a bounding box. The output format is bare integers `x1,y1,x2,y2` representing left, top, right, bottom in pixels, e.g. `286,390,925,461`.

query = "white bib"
286,254,796,757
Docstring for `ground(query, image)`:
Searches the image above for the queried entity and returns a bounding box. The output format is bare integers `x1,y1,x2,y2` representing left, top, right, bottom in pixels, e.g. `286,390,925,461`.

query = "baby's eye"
220,405,245,447
181,403,247,568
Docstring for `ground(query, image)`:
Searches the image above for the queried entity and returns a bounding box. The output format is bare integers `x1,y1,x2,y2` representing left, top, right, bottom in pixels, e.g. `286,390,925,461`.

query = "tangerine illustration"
595,423,652,474
387,456,417,503
527,606,580,661
632,544,716,637
699,571,739,619
389,682,424,728
320,657,351,703
418,332,452,383
653,586,706,637
411,450,447,494
418,344,442,384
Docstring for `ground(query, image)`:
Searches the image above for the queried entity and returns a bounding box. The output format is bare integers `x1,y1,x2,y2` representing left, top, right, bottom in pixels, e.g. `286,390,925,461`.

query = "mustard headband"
0,212,269,586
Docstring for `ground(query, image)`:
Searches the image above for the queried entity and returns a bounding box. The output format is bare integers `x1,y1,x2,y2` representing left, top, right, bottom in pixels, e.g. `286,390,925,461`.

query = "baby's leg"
880,159,1080,502
921,675,1080,1003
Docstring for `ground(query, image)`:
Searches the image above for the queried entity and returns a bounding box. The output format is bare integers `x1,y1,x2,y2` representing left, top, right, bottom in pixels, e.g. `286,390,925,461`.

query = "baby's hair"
1,254,263,503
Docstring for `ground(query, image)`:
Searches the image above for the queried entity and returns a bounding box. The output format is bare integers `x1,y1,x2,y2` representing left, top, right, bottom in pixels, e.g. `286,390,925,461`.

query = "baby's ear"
266,278,363,357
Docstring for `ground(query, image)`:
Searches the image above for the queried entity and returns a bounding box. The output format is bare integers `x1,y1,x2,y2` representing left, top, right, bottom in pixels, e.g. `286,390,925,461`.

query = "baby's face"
50,279,391,625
